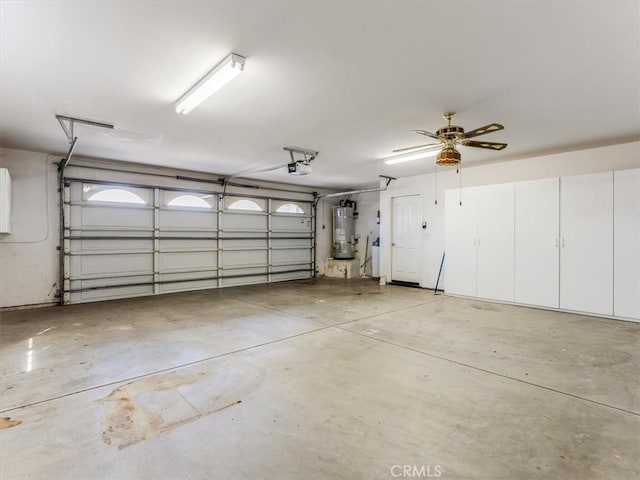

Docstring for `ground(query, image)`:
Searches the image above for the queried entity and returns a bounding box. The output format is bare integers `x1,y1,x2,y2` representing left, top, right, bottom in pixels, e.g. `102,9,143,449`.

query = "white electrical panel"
0,168,11,234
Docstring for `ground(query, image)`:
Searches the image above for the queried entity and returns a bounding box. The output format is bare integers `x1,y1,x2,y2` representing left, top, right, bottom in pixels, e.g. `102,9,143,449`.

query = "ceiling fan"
390,112,507,166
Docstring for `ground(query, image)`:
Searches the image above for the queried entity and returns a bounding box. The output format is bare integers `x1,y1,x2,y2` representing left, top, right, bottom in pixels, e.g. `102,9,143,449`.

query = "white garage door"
62,181,314,304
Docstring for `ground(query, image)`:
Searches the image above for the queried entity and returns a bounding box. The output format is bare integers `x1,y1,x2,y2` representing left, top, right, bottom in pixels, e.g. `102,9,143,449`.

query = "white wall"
353,191,380,276
0,149,60,307
380,141,640,289
0,148,335,308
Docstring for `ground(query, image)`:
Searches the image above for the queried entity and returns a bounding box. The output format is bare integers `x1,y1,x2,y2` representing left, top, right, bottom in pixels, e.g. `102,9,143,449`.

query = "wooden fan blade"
463,123,504,139
392,142,441,153
462,140,508,150
412,129,440,140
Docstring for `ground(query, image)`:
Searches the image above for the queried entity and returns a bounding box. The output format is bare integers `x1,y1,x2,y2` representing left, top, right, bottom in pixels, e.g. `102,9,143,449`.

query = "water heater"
332,204,355,259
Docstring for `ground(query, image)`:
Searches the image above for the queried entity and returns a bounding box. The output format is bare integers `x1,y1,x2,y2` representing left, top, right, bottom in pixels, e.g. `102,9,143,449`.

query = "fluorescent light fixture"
384,147,440,165
175,53,246,114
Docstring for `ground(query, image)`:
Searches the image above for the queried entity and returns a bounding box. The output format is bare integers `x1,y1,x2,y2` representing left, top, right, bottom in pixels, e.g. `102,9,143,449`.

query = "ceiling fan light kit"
436,147,461,166
175,53,245,115
390,112,508,166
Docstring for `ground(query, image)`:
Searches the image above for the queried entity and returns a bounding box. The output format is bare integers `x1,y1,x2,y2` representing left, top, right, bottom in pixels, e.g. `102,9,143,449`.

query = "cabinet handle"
561,238,566,247
477,238,480,246
555,238,559,248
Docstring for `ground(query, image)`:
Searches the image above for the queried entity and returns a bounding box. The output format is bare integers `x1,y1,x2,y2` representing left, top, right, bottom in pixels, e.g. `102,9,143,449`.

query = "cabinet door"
514,178,560,308
476,183,515,302
444,188,477,296
614,169,640,320
560,172,613,315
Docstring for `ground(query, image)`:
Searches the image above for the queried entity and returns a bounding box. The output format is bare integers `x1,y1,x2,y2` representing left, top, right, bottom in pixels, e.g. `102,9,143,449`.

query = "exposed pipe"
320,175,395,198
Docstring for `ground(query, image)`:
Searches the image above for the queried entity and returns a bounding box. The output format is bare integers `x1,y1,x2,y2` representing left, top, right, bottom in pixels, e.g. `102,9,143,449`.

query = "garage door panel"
159,209,217,231
271,216,312,231
272,264,311,272
272,248,310,264
159,251,217,272
70,275,153,290
161,231,218,239
70,285,154,303
223,266,267,275
272,271,311,281
71,239,153,253
222,239,267,249
73,205,154,230
221,275,268,287
272,238,312,248
158,270,218,282
159,239,217,251
223,213,267,231
223,250,267,267
71,253,153,277
158,279,218,293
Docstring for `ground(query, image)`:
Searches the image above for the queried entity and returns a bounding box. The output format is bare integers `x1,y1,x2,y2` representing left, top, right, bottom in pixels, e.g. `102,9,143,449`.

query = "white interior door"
444,188,478,296
560,172,613,315
391,195,421,284
614,168,640,320
476,183,515,302
515,178,560,308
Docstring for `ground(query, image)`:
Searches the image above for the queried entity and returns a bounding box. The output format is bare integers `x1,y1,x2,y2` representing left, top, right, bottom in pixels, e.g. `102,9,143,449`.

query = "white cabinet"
445,184,514,301
444,188,478,297
560,172,613,316
444,171,637,321
514,178,560,308
476,183,515,302
614,168,640,319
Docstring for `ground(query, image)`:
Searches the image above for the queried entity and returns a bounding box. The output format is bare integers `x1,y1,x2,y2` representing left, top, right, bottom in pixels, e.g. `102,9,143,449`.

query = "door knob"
392,242,396,246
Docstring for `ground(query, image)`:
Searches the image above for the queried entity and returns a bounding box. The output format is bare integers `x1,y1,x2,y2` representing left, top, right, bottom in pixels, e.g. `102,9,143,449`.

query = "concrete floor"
0,278,638,479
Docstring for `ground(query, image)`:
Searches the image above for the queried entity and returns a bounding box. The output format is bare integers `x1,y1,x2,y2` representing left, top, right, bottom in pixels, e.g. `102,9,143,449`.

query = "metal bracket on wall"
55,114,115,171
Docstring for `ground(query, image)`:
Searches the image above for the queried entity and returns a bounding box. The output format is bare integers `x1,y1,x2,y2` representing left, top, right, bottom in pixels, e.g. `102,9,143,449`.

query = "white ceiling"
1,1,638,189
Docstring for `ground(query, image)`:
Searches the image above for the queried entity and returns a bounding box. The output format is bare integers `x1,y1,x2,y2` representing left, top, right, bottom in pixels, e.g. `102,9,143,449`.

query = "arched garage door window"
87,189,146,204
227,199,264,211
167,194,212,209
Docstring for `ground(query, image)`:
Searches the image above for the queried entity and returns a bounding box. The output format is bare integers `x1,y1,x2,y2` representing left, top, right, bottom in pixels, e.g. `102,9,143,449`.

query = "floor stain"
471,303,500,311
0,417,22,429
101,372,205,449
101,361,262,449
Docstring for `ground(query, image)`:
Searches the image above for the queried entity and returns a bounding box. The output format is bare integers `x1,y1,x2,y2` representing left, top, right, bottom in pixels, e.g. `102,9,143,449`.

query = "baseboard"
443,293,639,324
